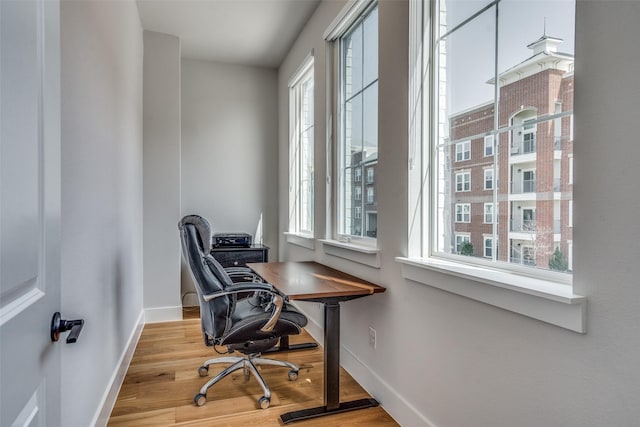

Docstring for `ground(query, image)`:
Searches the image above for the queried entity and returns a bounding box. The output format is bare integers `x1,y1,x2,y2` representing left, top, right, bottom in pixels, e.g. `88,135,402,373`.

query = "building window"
456,140,471,161
288,54,314,235
484,236,493,258
409,0,574,278
484,168,493,190
484,203,493,224
366,187,374,204
484,135,494,156
355,206,362,218
455,203,471,223
455,234,471,254
456,171,471,192
366,167,374,183
333,1,378,242
354,167,362,182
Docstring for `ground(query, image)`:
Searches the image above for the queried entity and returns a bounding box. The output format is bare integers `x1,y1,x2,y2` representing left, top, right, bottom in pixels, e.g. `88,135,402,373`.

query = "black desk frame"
279,295,379,424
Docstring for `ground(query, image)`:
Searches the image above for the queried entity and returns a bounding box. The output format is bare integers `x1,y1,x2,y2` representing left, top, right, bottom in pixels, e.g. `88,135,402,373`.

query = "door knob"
50,312,84,343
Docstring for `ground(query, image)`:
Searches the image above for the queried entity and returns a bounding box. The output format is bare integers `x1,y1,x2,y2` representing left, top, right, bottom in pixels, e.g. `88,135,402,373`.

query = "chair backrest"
178,215,232,342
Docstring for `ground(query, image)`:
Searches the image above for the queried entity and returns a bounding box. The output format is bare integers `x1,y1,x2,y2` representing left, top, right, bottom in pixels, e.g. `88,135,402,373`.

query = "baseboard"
91,310,145,427
143,305,183,323
341,346,437,427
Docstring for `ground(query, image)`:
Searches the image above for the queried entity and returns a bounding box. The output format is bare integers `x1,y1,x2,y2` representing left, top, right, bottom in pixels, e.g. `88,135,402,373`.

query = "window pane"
343,24,363,100
441,0,494,32
433,0,574,273
338,4,378,239
363,7,378,87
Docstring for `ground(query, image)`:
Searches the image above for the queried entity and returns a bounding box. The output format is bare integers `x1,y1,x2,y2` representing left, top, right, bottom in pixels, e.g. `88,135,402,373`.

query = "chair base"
195,353,299,408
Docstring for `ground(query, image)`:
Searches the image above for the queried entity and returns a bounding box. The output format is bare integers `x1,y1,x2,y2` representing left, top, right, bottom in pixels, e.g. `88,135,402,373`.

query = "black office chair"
178,215,308,409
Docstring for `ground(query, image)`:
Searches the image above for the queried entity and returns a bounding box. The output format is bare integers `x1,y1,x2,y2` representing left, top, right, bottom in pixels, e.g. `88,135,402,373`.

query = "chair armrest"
202,282,277,301
202,283,286,333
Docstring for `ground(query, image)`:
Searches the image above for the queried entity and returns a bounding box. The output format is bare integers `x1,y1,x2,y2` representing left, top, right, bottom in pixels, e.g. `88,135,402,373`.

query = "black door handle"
51,312,84,343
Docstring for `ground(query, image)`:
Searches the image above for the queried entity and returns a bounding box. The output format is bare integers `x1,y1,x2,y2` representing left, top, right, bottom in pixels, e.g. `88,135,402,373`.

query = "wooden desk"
247,261,386,424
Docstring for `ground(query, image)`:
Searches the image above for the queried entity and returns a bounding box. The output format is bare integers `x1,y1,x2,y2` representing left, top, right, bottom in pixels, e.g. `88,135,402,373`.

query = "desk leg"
280,301,379,424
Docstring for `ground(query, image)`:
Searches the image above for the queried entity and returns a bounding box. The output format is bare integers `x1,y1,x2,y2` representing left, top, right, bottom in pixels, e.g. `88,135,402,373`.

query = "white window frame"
455,234,471,254
327,0,379,248
483,236,493,258
398,0,585,334
456,140,471,162
456,171,471,192
366,187,374,204
484,203,493,224
484,168,493,190
455,203,471,223
287,53,315,239
366,167,374,183
484,134,494,156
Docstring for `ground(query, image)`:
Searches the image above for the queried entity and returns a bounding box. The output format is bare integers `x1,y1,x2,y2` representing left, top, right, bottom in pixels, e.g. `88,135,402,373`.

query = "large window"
421,0,575,277
288,55,314,236
335,2,378,242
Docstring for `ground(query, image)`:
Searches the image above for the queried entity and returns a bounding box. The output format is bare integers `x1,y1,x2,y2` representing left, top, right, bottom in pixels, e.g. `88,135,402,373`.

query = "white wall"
142,30,182,321
60,1,144,426
278,1,640,426
180,59,279,301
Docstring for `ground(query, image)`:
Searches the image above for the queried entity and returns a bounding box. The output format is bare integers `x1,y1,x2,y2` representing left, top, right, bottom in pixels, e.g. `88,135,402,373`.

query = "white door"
1,0,62,426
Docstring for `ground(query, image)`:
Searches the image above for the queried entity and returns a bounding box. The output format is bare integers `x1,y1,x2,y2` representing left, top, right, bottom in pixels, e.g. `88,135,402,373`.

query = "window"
366,187,375,204
455,140,471,161
456,171,470,192
288,54,314,235
484,236,493,258
484,203,493,224
334,1,378,242
428,0,574,274
355,206,362,218
484,168,493,190
455,203,471,223
484,135,494,156
402,0,582,333
455,234,471,254
366,167,374,183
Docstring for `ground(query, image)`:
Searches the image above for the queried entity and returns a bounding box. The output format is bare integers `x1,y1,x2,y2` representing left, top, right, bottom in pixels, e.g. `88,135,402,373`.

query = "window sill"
395,256,586,333
284,232,315,250
319,239,380,268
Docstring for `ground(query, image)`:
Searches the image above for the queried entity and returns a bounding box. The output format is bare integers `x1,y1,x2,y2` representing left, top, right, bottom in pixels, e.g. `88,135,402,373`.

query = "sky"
442,0,576,113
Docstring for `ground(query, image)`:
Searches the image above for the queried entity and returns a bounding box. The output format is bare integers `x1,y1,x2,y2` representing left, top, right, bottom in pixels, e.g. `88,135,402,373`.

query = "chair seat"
221,296,308,351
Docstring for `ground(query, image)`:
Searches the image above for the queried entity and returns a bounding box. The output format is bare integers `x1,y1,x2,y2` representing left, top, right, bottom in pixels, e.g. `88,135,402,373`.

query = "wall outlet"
369,326,376,349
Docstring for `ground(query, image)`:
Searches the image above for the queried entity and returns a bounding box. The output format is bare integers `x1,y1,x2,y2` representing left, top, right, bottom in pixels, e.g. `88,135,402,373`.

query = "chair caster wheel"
194,393,207,406
198,365,209,377
258,396,270,409
288,370,298,381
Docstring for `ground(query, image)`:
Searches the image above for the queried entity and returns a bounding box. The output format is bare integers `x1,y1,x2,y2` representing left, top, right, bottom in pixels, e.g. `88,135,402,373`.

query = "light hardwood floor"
107,308,399,426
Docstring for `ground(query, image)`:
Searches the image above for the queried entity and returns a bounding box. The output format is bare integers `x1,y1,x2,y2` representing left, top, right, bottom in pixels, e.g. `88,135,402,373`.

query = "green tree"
549,247,569,271
460,241,474,256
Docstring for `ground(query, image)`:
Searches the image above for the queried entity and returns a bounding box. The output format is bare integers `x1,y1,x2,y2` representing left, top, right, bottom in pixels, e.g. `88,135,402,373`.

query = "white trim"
92,310,144,427
288,50,314,88
320,239,381,268
341,346,435,427
284,232,316,250
143,306,182,323
396,257,586,333
324,0,375,41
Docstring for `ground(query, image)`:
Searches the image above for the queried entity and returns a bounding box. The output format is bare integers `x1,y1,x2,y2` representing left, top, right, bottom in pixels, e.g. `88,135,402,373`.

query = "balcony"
510,180,536,194
510,219,561,234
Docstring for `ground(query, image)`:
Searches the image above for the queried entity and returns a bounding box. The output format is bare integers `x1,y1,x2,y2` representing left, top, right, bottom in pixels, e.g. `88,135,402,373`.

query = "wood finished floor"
107,308,399,426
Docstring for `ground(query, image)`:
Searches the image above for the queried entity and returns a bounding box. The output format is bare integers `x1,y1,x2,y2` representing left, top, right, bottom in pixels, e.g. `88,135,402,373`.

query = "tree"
460,241,474,256
549,247,569,271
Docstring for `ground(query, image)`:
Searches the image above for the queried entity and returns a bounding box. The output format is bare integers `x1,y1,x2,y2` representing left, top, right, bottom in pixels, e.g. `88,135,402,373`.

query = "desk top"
246,261,386,301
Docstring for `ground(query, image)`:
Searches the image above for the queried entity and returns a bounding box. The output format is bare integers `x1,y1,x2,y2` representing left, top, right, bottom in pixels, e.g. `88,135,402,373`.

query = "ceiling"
136,0,321,68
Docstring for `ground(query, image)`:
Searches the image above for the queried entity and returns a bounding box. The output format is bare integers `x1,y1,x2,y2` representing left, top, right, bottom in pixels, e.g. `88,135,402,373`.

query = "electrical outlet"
369,326,376,349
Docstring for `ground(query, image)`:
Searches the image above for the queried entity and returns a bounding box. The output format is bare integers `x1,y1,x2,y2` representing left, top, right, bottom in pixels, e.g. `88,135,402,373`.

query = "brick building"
448,35,574,270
